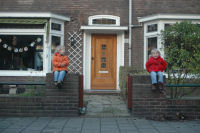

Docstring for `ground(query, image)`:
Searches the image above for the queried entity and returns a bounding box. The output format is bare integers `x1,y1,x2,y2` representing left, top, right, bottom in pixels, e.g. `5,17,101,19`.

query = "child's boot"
151,83,157,92
57,80,62,89
158,82,163,90
158,82,166,95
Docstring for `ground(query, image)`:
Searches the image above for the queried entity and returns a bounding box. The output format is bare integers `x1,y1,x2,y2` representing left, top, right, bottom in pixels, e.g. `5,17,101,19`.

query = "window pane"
0,24,44,29
51,36,61,70
147,24,157,32
101,63,106,68
51,36,61,53
92,18,116,25
101,57,106,62
102,44,106,50
0,35,43,71
164,24,172,29
51,23,61,31
147,37,157,59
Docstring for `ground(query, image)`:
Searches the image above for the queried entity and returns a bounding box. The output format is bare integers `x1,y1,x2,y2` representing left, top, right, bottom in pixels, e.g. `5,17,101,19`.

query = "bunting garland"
0,37,42,53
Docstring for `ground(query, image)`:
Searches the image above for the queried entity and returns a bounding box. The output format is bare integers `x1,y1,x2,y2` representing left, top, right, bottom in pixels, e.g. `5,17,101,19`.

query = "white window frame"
139,14,200,69
49,19,65,71
0,29,47,76
144,21,160,68
88,15,120,26
0,12,69,76
143,19,200,68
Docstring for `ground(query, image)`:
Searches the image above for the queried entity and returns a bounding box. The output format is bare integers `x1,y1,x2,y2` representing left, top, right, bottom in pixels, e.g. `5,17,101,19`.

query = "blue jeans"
54,70,66,82
150,71,163,84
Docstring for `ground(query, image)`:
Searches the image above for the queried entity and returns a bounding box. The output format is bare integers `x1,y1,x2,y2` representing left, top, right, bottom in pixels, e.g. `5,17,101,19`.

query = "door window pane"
0,35,43,70
101,63,106,68
101,57,106,62
102,44,106,50
147,37,157,59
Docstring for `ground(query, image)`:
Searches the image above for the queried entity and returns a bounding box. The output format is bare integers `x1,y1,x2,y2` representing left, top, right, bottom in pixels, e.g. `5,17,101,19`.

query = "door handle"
91,57,94,60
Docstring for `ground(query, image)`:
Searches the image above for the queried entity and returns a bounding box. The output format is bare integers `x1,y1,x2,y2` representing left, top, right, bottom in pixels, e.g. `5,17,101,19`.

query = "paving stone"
2,129,22,133
84,94,131,117
1,117,200,133
139,128,160,133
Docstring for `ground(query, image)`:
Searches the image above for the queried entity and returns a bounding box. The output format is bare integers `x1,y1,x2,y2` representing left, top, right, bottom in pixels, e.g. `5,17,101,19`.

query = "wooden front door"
91,34,117,89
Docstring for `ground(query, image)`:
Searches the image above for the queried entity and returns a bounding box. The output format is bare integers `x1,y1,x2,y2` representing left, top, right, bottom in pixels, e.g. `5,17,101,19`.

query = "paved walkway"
84,94,130,117
0,117,200,133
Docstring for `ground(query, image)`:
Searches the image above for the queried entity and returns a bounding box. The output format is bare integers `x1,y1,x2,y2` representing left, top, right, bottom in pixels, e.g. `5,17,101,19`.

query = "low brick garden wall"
0,73,81,117
129,75,200,120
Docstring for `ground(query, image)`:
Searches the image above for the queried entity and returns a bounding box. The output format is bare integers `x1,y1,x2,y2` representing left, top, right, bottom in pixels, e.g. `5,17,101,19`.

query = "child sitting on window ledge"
145,49,167,93
52,45,69,89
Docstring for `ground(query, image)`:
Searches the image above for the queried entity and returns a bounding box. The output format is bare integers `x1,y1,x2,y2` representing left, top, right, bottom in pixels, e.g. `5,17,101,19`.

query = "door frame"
83,30,125,91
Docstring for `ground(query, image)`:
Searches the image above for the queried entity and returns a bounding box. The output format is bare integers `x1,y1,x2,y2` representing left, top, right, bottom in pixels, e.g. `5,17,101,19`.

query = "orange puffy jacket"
52,52,69,72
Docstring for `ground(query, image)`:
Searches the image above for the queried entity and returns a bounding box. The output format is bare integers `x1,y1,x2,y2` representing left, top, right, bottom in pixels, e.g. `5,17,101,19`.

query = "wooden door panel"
91,34,117,89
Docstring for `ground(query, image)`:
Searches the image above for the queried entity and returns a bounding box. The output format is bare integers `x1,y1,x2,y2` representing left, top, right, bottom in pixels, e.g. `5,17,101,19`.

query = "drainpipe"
129,0,132,66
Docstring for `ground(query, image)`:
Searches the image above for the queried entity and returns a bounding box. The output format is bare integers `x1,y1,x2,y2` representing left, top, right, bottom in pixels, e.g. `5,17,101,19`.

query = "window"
147,24,157,32
51,36,61,70
92,18,116,25
147,37,157,59
51,23,61,31
89,15,120,26
164,23,173,29
139,14,200,68
0,35,43,71
0,13,69,76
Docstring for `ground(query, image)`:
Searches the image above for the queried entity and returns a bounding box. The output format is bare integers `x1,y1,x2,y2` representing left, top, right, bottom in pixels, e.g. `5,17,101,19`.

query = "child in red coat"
146,49,167,92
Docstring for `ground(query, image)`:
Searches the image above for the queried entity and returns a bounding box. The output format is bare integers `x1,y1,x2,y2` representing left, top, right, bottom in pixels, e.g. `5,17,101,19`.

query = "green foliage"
17,85,45,97
161,21,200,98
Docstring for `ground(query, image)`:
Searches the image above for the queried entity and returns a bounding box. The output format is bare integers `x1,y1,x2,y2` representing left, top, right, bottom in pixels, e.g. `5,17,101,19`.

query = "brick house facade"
0,0,200,91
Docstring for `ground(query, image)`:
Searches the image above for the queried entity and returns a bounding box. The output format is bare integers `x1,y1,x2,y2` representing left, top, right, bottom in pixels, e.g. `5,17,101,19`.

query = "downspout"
129,0,132,66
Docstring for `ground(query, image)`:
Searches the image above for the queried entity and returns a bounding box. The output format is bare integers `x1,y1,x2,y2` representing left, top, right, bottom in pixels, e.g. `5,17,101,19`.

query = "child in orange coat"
52,45,69,88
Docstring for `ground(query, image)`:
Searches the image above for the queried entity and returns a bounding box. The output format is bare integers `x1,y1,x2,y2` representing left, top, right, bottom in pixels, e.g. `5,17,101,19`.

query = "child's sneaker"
54,81,57,86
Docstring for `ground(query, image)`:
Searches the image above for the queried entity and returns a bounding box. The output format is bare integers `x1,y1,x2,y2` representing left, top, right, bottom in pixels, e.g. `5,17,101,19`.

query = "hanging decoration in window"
0,37,42,53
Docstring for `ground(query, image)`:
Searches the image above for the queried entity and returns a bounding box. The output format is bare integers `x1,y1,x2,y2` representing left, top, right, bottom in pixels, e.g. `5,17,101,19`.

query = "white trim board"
0,12,70,21
81,26,128,31
138,14,200,23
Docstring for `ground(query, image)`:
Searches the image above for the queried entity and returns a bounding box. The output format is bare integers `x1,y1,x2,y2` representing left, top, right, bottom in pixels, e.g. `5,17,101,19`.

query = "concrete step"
132,75,166,84
132,84,166,98
84,90,121,95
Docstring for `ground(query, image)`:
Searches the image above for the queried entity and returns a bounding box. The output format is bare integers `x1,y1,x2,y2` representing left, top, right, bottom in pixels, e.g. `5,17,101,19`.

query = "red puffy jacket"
145,56,167,72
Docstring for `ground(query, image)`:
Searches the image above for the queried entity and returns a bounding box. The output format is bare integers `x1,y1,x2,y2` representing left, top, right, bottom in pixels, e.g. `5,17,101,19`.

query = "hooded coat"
52,52,69,72
146,56,167,73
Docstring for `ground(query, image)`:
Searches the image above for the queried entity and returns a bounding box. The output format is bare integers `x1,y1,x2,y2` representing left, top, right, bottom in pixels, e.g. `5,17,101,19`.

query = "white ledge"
81,26,128,30
0,12,70,21
138,14,200,23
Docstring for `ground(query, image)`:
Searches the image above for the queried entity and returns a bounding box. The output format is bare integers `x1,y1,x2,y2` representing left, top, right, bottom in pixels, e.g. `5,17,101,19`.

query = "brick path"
84,94,130,117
